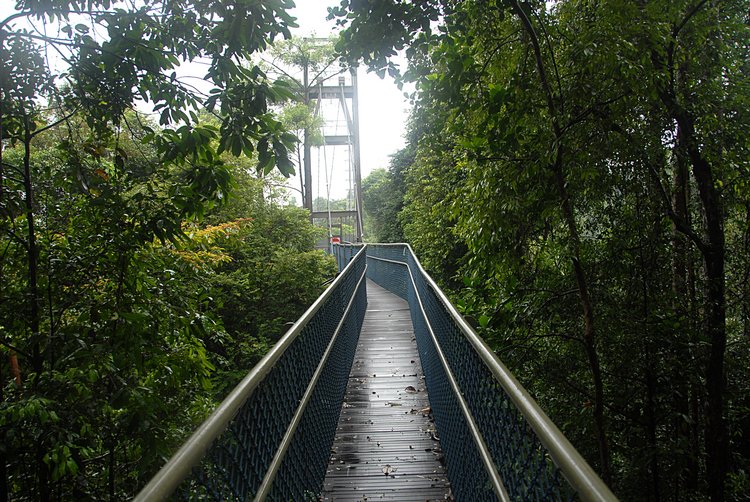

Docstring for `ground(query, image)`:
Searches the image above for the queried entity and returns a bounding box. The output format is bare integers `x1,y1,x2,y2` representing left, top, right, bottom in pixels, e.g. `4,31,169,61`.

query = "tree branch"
0,11,29,31
561,93,629,135
509,0,562,139
1,339,32,360
674,0,713,38
29,109,80,138
531,7,564,113
1,220,31,252
601,113,710,254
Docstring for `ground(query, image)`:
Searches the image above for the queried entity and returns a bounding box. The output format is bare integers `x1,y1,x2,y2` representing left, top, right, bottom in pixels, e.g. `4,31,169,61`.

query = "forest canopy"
0,1,337,499
339,1,750,500
2,0,750,500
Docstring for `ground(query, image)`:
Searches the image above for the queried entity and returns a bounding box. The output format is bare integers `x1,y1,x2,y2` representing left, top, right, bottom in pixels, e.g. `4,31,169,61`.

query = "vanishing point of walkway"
322,280,451,501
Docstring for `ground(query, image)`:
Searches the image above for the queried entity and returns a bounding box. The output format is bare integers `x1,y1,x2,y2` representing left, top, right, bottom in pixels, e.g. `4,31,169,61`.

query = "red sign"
330,236,341,244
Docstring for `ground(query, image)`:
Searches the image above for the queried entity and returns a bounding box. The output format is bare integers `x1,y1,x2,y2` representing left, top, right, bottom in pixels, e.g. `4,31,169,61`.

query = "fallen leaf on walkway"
381,464,397,475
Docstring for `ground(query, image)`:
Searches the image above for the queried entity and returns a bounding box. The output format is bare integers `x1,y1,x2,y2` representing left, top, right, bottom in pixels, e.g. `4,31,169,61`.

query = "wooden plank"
322,280,451,501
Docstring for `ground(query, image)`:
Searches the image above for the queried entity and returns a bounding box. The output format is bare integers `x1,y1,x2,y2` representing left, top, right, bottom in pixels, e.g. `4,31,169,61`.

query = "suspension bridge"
135,244,617,501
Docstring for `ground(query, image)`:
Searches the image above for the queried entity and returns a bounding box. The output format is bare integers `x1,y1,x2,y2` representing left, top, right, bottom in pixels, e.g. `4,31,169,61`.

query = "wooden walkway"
322,280,451,501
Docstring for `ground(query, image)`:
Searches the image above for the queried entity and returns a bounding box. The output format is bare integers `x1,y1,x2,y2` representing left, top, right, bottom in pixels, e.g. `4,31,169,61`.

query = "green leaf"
478,315,490,328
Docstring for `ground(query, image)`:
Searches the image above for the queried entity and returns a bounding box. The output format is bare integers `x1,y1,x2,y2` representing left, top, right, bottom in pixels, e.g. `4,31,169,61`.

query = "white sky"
0,1,410,205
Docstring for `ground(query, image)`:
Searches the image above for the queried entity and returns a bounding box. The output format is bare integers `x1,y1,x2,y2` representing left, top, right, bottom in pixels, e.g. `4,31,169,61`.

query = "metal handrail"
135,246,368,501
365,243,618,501
368,254,511,501
253,265,367,500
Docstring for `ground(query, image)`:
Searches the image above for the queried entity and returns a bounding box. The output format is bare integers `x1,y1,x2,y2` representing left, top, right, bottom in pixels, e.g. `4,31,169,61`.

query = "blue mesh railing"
135,247,368,501
332,242,363,272
354,243,617,502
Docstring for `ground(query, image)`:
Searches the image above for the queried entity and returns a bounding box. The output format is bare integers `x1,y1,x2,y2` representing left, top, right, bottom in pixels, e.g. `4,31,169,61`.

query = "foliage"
332,0,750,500
0,1,338,499
0,118,335,498
267,36,338,80
0,121,225,498
2,0,299,178
361,145,410,243
200,168,336,395
261,36,340,208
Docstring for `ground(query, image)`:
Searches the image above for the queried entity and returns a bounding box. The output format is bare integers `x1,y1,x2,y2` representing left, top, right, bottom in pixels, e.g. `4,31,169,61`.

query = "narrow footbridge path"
136,244,618,502
322,280,449,501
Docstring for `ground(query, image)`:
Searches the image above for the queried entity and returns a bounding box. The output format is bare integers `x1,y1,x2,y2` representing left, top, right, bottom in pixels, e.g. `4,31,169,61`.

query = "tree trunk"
509,0,612,482
703,242,726,502
554,167,612,484
0,29,5,201
687,238,702,494
637,191,661,501
0,356,7,502
22,118,49,501
672,131,689,303
0,107,4,200
23,123,42,376
744,203,750,339
661,92,727,502
302,63,313,216
108,440,115,501
671,123,700,495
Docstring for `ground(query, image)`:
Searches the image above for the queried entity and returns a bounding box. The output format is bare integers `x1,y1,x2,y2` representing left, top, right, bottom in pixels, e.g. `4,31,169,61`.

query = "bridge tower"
305,69,363,244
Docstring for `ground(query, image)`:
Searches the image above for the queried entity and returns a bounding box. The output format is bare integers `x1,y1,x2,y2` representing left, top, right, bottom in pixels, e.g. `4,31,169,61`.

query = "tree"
0,1,308,498
0,114,226,499
361,162,405,242
263,36,339,212
0,111,337,499
334,0,611,479
330,0,750,499
185,165,337,397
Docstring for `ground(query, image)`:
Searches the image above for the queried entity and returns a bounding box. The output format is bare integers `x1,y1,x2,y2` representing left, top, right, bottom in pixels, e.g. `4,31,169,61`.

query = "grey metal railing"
138,242,616,501
351,243,617,502
135,246,368,501
332,242,363,272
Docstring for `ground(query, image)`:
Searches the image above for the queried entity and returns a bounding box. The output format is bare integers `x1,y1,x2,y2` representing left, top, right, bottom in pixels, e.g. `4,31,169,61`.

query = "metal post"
350,68,364,242
303,63,313,218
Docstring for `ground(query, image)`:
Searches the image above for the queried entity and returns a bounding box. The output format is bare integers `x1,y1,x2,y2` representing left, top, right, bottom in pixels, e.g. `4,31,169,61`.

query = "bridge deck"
322,280,451,501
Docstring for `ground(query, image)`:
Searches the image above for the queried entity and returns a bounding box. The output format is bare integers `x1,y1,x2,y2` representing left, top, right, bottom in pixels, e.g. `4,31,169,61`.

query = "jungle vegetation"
349,1,750,500
2,0,749,500
0,1,335,499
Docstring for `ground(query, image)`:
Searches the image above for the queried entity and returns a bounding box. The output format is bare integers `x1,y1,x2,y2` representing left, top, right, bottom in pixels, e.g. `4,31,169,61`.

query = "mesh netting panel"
408,270,498,500
269,279,367,499
366,244,576,501
366,256,407,300
174,251,367,500
333,243,364,272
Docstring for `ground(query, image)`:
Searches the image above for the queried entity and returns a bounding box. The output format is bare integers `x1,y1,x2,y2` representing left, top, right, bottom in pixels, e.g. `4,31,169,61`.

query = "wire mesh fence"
362,243,615,502
136,247,367,501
